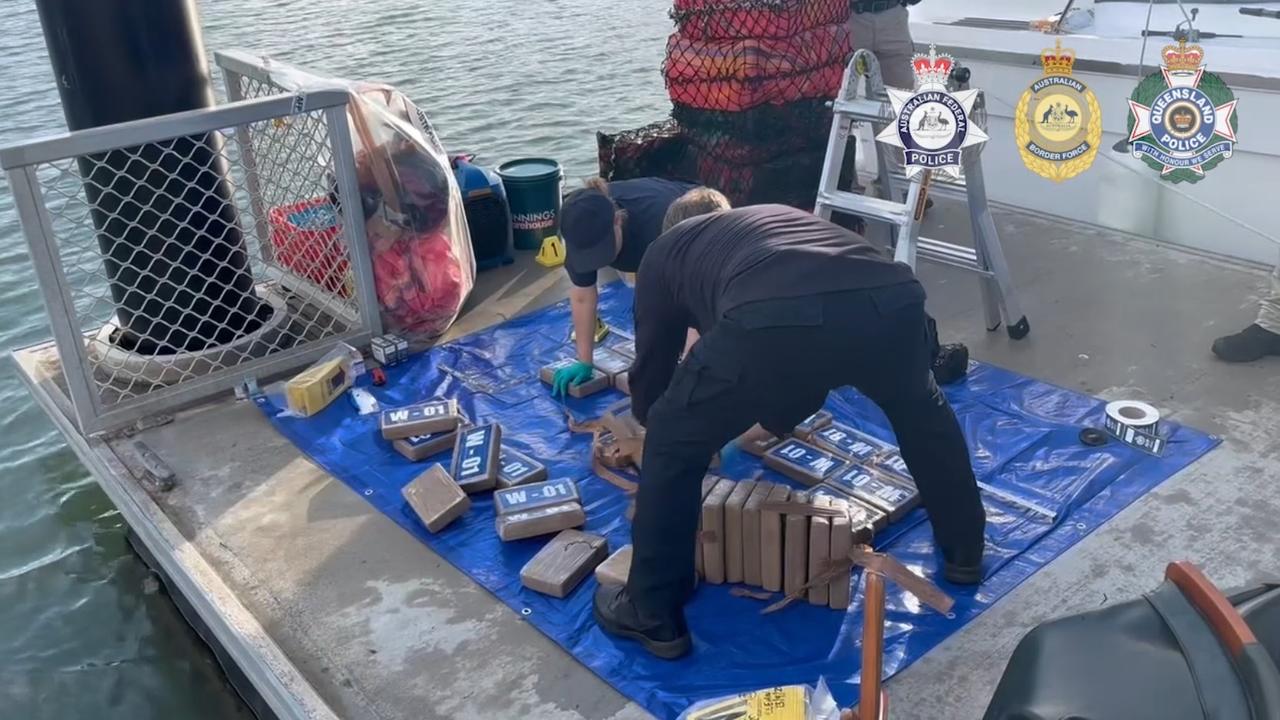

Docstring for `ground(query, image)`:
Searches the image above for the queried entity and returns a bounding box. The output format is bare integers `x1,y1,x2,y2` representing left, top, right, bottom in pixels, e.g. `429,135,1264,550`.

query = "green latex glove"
552,361,594,398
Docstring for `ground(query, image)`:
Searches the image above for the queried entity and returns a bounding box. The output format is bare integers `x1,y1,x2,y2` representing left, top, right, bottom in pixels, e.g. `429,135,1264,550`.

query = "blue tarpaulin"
256,283,1219,718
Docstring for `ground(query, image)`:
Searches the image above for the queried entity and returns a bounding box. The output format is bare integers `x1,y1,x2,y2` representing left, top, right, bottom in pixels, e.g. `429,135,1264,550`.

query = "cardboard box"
742,481,773,587
595,544,633,586
591,346,632,380
539,358,611,398
808,495,832,606
764,439,848,486
811,422,891,463
761,484,791,592
450,423,502,494
828,465,919,522
724,479,757,584
701,477,736,585
784,491,812,596
496,502,586,542
401,465,470,533
696,475,723,578
496,447,548,488
380,399,460,440
828,498,854,610
792,410,834,440
520,530,608,598
494,477,580,516
370,333,409,366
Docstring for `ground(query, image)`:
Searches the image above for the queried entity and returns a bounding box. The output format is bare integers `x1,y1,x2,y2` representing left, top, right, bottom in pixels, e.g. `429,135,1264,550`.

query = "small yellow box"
686,685,809,720
285,357,351,417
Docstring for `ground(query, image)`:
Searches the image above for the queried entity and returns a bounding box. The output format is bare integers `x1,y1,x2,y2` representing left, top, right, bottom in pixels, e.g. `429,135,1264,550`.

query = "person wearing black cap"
552,177,700,396
593,204,986,659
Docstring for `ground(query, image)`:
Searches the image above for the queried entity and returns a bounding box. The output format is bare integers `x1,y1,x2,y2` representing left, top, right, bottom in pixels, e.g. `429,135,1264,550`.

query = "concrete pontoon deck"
13,204,1280,720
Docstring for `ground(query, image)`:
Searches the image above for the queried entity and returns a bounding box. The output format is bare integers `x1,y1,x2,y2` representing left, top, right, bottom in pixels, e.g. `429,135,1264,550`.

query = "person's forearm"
569,285,598,363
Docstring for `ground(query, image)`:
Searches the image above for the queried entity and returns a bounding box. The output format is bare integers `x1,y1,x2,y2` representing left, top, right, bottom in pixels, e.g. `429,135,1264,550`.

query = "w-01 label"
873,452,914,484
497,447,547,488
830,466,918,519
812,423,890,462
766,439,847,484
494,477,580,516
381,399,457,436
451,424,501,489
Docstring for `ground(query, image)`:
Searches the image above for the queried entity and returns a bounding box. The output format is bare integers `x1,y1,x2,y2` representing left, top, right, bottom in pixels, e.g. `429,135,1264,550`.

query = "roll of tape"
1103,400,1166,455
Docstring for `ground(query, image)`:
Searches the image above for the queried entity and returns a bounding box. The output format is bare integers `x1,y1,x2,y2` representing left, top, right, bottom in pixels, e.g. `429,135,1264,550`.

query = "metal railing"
2,89,382,435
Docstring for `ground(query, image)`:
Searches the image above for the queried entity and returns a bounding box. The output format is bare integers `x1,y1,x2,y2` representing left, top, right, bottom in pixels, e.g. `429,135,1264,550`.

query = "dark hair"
662,187,731,233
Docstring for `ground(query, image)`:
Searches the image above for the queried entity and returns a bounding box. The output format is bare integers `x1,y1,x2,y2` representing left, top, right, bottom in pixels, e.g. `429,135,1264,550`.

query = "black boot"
942,546,985,586
932,343,971,385
1212,324,1280,363
593,584,691,660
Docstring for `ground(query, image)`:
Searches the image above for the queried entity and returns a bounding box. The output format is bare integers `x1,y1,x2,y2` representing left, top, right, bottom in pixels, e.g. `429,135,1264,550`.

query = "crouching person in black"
593,203,986,659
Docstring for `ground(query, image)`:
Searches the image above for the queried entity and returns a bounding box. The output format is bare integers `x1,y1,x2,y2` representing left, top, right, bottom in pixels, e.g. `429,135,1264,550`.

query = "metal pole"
35,0,264,354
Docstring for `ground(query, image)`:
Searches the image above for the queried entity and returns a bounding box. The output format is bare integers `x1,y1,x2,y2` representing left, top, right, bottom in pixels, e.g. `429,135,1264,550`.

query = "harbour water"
0,0,671,715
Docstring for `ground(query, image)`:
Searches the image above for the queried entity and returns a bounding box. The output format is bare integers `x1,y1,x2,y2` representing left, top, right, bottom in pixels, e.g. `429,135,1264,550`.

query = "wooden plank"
520,530,608,598
742,481,773,587
495,447,549,489
496,502,586,542
594,544,633,586
784,491,812,596
792,410,834,440
764,438,848,486
701,477,736,585
401,464,470,533
380,398,460,440
808,495,833,606
761,484,791,592
494,477,580,516
828,498,855,610
450,423,503,494
724,479,757,584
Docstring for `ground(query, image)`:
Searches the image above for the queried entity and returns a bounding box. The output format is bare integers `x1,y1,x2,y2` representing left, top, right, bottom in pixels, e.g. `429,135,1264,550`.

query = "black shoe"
943,560,983,585
593,584,692,660
1212,323,1280,363
933,343,971,385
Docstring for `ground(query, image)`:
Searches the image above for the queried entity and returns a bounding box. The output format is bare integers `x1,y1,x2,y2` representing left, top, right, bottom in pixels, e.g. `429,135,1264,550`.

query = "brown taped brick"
739,425,780,458
701,477,736,585
695,475,722,578
401,465,470,533
450,423,502,494
808,495,832,606
761,484,792,592
540,358,611,398
784,491,812,596
828,498,855,610
792,410,834,440
724,479,757,584
614,371,630,396
591,347,632,381
520,530,608,598
496,502,586,541
595,544,633,586
817,485,887,536
380,399,461,440
742,481,773,587
393,428,459,461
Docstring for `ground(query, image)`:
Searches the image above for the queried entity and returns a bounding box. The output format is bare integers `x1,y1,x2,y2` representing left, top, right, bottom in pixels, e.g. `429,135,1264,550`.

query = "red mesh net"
693,147,827,208
597,119,696,182
670,0,849,40
663,24,852,111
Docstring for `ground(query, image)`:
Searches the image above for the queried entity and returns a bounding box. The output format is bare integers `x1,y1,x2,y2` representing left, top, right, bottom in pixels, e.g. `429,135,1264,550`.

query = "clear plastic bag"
678,677,841,720
250,57,476,340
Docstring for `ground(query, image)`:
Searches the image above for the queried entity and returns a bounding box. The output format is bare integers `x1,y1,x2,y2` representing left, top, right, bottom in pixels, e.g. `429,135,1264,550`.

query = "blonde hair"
583,177,627,225
662,187,731,233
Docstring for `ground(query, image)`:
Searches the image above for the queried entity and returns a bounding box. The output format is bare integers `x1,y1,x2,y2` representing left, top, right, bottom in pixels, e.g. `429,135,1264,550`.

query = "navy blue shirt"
565,178,696,288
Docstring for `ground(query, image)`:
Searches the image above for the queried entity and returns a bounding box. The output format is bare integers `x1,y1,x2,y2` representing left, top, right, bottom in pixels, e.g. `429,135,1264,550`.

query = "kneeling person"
594,204,987,659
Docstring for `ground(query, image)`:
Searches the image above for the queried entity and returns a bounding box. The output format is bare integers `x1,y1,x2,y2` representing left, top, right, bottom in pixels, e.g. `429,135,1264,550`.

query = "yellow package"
686,685,809,720
285,357,351,417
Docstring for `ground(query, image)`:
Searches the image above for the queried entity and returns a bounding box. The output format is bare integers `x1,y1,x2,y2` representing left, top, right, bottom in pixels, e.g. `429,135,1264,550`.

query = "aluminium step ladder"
815,49,1030,339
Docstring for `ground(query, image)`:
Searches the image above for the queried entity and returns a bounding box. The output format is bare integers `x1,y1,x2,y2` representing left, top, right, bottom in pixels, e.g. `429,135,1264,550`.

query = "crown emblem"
911,45,954,88
1041,40,1076,76
1162,40,1205,72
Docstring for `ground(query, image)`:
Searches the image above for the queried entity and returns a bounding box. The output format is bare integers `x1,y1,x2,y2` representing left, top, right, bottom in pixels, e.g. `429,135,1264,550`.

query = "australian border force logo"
1016,41,1100,182
877,45,988,179
1127,40,1238,183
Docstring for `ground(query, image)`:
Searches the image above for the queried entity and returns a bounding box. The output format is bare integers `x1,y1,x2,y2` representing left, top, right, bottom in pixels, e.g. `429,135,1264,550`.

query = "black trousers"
627,282,985,616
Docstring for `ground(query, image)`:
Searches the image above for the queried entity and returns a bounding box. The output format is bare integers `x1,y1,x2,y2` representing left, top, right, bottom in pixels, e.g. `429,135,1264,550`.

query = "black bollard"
36,0,266,355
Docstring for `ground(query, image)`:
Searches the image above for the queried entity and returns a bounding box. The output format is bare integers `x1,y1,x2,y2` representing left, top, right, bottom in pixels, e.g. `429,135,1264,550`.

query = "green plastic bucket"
495,158,564,251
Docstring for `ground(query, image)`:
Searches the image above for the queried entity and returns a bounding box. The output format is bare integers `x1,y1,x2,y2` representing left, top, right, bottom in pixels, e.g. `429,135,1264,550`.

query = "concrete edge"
10,346,340,720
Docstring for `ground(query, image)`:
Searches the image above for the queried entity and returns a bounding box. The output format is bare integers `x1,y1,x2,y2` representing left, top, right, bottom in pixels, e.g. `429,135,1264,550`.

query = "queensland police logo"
1015,41,1100,182
876,45,988,179
1127,40,1238,183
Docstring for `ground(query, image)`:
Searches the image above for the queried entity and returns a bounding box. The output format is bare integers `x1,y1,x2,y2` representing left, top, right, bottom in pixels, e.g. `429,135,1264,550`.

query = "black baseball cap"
560,188,618,275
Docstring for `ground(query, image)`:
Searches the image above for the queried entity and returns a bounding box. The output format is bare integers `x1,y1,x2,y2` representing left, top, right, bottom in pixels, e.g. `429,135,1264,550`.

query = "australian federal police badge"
1016,41,1100,182
1127,40,1238,183
876,45,988,179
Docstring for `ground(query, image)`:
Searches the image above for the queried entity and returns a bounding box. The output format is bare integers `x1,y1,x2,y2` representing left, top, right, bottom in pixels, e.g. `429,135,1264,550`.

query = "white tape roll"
1103,400,1165,455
